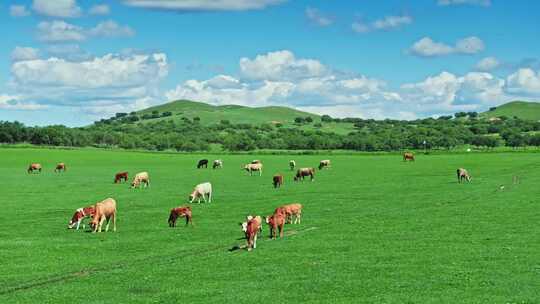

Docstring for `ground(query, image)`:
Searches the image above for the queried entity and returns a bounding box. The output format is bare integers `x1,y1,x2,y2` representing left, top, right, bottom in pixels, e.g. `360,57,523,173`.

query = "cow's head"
130,181,137,188
240,222,248,233
67,209,84,229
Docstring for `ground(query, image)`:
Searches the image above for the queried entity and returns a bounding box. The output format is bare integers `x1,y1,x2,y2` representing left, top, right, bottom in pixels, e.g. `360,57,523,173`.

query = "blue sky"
1,0,539,126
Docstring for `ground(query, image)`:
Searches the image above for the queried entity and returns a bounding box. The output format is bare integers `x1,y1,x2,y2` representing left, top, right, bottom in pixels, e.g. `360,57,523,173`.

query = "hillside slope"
481,101,540,121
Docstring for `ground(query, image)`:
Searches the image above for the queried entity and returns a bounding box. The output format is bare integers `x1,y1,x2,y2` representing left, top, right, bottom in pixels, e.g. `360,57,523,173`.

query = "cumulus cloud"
89,4,110,15
88,21,135,38
9,52,168,117
506,68,540,95
10,5,31,17
475,56,500,71
0,95,47,110
122,0,285,11
32,0,82,18
437,0,491,7
11,47,40,62
409,36,484,57
305,7,333,26
352,14,412,33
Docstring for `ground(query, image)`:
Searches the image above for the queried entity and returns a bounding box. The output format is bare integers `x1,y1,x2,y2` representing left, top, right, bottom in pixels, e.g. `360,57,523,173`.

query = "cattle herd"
28,152,471,252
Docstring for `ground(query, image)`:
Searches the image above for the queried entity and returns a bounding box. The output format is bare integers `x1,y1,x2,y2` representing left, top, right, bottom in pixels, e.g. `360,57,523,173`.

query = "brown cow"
273,174,284,188
55,163,66,173
90,198,117,233
403,152,415,162
294,168,315,182
168,206,193,227
114,172,128,183
265,212,285,239
245,217,261,251
67,206,95,230
275,203,303,224
457,168,471,183
27,163,42,174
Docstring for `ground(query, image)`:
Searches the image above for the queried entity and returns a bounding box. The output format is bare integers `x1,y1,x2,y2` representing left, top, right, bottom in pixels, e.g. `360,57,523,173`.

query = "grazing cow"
90,198,117,233
245,218,261,251
114,172,129,183
294,168,315,182
131,172,150,189
67,206,95,230
189,182,212,203
27,163,42,174
168,206,193,227
241,215,263,236
55,163,66,173
197,159,209,169
275,203,303,224
318,159,331,170
289,160,296,171
273,174,284,188
403,152,415,162
265,212,286,239
457,168,471,183
244,163,263,176
212,159,223,169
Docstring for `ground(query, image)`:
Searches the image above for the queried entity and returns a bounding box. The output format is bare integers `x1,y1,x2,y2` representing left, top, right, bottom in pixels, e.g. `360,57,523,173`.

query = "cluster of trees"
2,113,540,152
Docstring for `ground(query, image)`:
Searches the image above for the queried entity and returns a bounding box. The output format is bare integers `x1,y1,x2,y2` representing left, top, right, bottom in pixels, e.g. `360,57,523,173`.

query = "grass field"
0,148,539,303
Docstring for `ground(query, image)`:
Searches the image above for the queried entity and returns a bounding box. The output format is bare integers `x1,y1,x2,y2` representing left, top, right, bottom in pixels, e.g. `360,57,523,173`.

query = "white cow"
189,182,212,203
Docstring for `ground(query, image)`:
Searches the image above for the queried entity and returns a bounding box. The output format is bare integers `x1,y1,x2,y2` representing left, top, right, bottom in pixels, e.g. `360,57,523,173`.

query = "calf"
265,212,286,239
90,198,117,233
189,182,212,203
168,206,193,227
294,168,315,182
67,206,95,230
55,163,67,173
240,215,263,236
131,172,150,189
27,163,42,174
114,172,128,183
245,218,261,251
273,174,284,188
197,159,209,169
457,168,471,183
318,159,331,170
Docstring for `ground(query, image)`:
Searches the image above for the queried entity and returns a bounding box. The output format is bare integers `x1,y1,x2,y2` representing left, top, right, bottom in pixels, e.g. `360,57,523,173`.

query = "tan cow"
131,172,150,189
55,163,66,172
403,152,415,162
457,168,471,183
90,198,117,233
275,203,303,224
244,163,263,176
265,212,286,239
318,159,331,170
294,168,315,182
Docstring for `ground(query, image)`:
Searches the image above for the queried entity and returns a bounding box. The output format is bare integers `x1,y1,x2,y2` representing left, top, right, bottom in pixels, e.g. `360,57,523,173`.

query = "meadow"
0,148,538,303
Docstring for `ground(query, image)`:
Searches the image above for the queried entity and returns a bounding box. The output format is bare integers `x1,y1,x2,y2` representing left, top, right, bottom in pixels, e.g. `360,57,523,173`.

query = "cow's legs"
105,217,110,232
208,191,212,203
253,234,257,248
112,213,116,232
98,216,106,232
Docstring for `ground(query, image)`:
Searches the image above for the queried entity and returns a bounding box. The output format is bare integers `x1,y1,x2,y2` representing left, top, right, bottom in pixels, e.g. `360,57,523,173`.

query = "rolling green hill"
481,101,540,121
134,100,356,134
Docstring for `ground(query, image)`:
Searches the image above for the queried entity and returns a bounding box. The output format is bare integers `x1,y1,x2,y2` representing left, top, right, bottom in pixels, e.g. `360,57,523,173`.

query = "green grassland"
135,99,357,134
0,148,539,303
481,101,540,121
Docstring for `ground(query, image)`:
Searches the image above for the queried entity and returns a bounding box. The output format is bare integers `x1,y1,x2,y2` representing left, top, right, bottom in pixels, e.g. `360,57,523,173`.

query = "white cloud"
475,56,500,71
10,52,168,117
37,21,85,42
45,44,90,61
352,14,412,33
506,68,540,95
372,15,412,30
89,21,135,38
32,0,82,18
11,47,40,62
122,0,285,11
305,7,333,26
437,0,491,7
409,36,484,57
0,95,47,111
89,4,110,15
10,5,31,17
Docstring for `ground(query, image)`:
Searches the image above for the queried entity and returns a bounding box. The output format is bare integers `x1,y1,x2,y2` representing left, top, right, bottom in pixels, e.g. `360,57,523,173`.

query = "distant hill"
133,100,356,134
481,101,540,121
